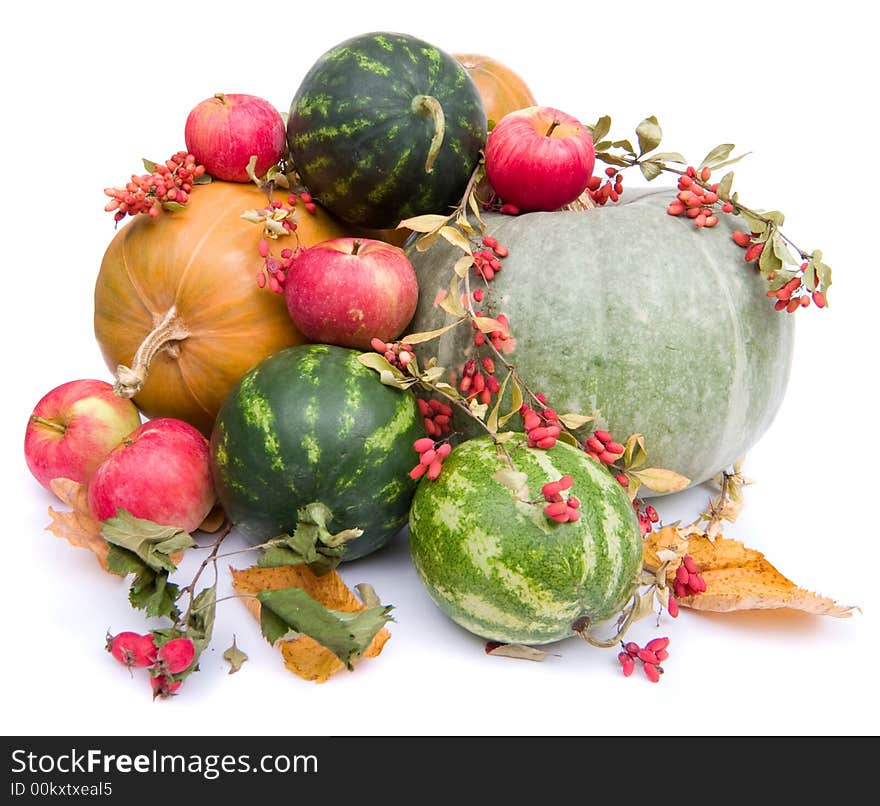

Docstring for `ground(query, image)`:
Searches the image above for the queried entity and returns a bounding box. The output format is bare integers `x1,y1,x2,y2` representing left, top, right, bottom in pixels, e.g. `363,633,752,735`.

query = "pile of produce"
25,30,853,697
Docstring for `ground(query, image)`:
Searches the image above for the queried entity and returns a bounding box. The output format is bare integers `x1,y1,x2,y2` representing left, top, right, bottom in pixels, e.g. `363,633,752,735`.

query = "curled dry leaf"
679,534,857,617
643,526,857,618
45,478,109,569
485,642,558,662
230,564,391,683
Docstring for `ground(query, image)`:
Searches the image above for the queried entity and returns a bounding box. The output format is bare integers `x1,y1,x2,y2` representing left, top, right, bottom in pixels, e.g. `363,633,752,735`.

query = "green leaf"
439,275,466,318
588,115,612,144
129,567,181,621
473,316,509,336
161,201,187,213
709,151,752,171
453,255,474,278
717,172,734,202
595,152,631,168
635,116,662,156
623,433,647,469
357,352,402,379
557,431,580,448
257,587,393,670
740,210,768,235
771,232,799,267
762,210,786,227
639,160,663,181
758,240,783,275
699,143,735,169
223,636,248,674
192,173,212,185
498,381,524,428
101,511,196,574
611,139,635,155
485,371,512,434
651,151,687,164
258,503,362,575
187,584,216,656
105,543,147,577
142,158,158,173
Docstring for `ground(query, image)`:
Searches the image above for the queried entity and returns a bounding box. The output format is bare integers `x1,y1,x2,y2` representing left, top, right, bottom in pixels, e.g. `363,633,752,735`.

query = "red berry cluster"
104,152,207,222
674,555,707,599
618,636,669,682
587,166,624,205
106,631,196,699
370,338,415,371
473,235,509,281
584,429,625,465
666,166,736,228
459,356,502,405
633,500,660,536
409,437,452,481
541,475,580,523
472,312,513,353
416,397,453,437
254,192,322,293
520,404,562,449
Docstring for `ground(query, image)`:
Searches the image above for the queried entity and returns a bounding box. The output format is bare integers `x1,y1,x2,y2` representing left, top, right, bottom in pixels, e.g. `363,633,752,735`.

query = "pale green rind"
406,188,795,492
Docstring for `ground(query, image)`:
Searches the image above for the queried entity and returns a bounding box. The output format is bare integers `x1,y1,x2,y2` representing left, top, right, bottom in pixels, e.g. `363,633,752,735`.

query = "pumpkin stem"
562,189,597,212
411,95,446,174
114,306,191,399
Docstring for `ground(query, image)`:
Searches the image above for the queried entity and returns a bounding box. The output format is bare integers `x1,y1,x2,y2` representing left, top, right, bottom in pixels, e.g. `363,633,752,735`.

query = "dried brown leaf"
664,533,857,618
230,564,391,683
45,478,109,569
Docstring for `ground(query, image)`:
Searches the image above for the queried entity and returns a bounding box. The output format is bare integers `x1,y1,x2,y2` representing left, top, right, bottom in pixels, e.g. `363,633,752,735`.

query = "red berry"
427,460,443,480
618,652,635,677
156,637,195,675
150,674,182,699
667,596,679,618
414,437,435,453
107,631,156,668
594,430,612,444
643,662,661,683
409,463,427,480
646,636,669,653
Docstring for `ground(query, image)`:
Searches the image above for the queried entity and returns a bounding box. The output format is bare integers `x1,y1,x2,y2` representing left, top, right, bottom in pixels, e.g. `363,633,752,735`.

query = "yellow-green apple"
284,237,419,350
484,105,595,211
184,93,286,182
88,418,216,532
24,379,142,492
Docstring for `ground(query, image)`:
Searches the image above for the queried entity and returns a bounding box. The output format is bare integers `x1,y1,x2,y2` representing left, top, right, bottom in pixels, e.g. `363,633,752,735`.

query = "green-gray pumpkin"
406,187,795,491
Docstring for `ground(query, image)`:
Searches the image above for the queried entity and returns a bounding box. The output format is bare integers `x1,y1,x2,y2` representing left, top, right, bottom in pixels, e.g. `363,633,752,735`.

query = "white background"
2,0,877,737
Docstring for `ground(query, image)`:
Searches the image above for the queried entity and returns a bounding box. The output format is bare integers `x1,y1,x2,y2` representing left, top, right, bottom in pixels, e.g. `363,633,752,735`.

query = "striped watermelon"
287,31,487,229
408,434,643,645
210,344,423,561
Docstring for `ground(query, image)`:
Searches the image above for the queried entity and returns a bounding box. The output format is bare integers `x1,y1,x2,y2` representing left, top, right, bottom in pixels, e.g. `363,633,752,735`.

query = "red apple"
284,237,419,350
88,418,216,532
484,105,596,212
24,379,142,492
184,93,286,182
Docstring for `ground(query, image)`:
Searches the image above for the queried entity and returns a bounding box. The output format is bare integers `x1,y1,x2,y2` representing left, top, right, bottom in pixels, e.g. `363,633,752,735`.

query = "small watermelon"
210,344,423,561
287,31,487,229
408,434,643,645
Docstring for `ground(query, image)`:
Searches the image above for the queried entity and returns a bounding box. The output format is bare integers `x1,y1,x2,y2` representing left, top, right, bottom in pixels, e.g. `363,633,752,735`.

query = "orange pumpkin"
454,53,538,127
94,180,347,434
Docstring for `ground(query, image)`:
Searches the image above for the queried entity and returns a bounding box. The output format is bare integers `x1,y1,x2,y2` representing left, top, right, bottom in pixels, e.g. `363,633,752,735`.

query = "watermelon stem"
114,305,191,399
411,95,446,174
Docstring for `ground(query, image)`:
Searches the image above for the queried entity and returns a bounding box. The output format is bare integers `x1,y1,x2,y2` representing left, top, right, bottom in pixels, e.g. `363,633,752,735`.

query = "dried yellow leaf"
45,478,109,569
669,534,857,618
230,564,391,683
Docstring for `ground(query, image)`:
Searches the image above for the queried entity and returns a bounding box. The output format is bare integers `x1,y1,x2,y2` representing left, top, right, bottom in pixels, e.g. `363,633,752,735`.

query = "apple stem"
214,93,227,105
351,239,361,256
114,306,191,399
411,95,446,174
545,119,560,137
30,415,66,434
